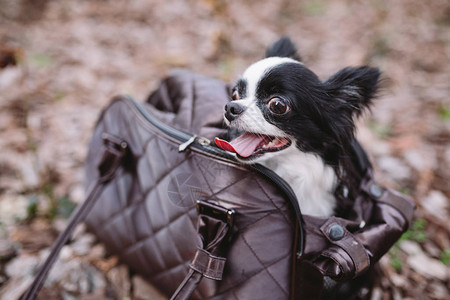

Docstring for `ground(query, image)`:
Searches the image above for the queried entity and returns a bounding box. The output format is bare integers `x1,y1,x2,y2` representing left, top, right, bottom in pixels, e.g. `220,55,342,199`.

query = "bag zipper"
125,96,305,255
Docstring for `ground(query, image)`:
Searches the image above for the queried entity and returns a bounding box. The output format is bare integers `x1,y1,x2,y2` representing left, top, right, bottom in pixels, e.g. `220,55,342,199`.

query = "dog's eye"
268,97,290,114
231,90,239,100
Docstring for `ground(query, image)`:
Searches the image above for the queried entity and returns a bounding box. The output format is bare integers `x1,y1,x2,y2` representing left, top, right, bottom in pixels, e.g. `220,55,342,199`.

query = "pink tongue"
215,132,267,157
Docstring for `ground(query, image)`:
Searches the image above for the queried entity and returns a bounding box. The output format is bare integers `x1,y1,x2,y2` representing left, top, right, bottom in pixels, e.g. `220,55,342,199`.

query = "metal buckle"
196,200,235,227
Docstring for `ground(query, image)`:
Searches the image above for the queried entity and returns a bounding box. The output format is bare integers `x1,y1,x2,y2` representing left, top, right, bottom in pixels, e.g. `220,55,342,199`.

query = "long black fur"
265,36,302,61
260,37,381,215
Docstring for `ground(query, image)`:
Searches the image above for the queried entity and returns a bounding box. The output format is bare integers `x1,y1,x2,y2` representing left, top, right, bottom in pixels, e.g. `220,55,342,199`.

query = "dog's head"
216,37,381,165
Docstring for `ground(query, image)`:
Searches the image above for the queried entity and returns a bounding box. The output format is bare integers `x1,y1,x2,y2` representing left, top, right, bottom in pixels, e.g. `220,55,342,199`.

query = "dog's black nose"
225,102,245,122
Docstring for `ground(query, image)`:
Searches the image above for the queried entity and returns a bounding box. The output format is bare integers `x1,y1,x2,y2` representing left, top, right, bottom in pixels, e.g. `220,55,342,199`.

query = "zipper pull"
178,135,197,152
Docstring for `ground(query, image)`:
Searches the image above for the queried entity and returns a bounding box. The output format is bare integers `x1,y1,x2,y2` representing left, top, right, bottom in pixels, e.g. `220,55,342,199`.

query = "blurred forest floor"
0,0,449,299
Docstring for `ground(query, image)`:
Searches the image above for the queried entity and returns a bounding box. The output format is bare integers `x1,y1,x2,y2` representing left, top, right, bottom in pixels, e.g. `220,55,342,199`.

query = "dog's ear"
322,66,381,145
325,66,381,117
265,36,301,61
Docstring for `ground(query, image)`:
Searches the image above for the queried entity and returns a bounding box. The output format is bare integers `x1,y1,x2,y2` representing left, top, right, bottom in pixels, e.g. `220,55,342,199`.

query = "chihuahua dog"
215,37,380,217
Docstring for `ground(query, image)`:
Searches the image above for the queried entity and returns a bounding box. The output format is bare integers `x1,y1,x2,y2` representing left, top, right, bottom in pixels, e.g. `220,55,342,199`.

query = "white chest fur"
259,146,337,217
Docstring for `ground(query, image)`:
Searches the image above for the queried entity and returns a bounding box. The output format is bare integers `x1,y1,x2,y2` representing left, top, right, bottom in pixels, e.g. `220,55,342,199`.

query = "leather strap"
170,201,234,300
24,129,234,300
171,269,203,300
320,219,370,277
22,134,128,300
190,248,226,280
360,171,415,226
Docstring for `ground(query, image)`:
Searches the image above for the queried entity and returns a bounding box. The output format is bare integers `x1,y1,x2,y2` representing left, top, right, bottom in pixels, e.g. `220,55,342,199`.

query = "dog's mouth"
215,132,291,159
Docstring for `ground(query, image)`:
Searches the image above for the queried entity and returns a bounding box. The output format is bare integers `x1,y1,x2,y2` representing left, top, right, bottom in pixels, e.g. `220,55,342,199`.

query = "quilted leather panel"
82,69,416,300
85,98,296,299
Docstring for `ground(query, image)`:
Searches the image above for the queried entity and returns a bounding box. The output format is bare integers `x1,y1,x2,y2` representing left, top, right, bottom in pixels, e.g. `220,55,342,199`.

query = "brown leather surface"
84,95,296,298
300,172,415,283
84,70,415,299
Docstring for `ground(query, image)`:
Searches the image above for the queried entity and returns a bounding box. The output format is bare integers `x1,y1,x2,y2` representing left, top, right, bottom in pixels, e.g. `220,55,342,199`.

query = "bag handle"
170,200,235,300
22,134,129,300
23,133,234,300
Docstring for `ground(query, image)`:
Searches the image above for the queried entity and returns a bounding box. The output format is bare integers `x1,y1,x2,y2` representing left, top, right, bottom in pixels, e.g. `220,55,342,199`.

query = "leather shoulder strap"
23,130,234,300
22,134,129,300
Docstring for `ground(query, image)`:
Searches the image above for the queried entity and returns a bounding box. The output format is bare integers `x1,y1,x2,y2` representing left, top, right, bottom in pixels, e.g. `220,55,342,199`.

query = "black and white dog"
215,37,380,217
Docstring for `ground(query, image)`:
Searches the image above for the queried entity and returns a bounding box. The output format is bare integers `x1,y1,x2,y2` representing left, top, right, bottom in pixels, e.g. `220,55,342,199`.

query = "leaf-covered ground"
0,0,449,299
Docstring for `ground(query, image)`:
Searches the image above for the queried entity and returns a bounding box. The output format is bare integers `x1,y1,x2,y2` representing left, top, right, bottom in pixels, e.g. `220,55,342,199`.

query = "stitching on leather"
103,218,126,252
142,136,164,193
149,260,190,280
123,211,289,296
192,155,217,196
121,192,197,274
116,172,131,207
212,253,291,298
154,134,174,168
126,99,186,146
235,210,278,232
140,199,180,273
141,140,192,195
240,232,289,296
92,100,296,298
160,203,187,265
140,195,189,273
93,106,198,282
193,155,253,200
91,133,157,229
115,169,140,248
120,207,196,256
127,246,155,277
158,225,185,270
189,249,226,280
254,177,294,229
122,200,139,248
97,151,191,231
192,155,294,232
106,163,197,259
